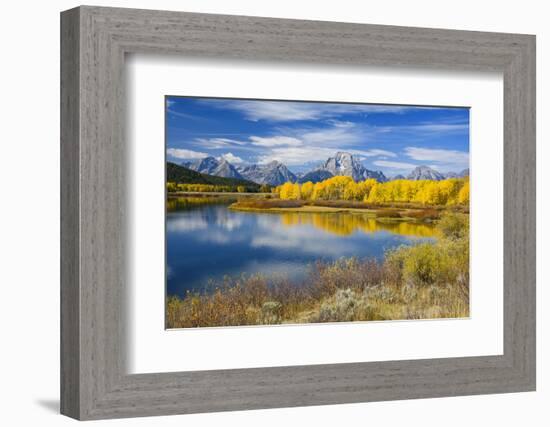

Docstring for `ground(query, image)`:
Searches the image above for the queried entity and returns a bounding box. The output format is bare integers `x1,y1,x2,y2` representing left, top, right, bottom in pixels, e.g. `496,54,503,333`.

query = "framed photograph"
61,6,536,420
164,96,471,329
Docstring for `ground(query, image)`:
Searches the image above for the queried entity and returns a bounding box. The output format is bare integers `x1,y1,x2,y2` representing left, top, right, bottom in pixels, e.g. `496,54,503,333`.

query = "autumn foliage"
274,176,469,206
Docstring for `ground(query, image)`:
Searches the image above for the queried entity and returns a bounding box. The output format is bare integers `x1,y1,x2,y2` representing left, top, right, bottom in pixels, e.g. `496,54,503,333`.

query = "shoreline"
168,191,271,197
228,202,454,222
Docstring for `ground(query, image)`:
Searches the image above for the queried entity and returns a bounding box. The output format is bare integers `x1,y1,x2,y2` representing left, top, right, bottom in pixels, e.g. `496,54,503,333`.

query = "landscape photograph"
165,96,470,329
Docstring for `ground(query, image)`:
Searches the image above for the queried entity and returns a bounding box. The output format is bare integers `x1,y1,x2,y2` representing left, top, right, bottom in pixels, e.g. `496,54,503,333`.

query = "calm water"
166,197,437,297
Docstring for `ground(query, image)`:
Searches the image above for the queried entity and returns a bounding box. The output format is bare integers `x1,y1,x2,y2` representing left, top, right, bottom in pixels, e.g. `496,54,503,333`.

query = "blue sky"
166,96,469,176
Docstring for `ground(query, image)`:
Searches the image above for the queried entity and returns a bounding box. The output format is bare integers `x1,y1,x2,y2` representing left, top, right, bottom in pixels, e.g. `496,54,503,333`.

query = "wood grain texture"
60,7,80,419
60,6,536,420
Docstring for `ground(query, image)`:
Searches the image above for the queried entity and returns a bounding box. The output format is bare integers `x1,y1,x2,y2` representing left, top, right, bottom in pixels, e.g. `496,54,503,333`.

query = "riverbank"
168,191,272,197
166,212,469,328
228,198,454,222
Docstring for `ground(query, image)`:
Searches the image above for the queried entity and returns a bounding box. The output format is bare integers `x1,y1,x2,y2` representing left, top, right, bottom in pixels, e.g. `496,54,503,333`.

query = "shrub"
404,208,440,221
401,243,448,286
437,212,469,240
260,301,283,324
386,232,468,289
315,289,367,322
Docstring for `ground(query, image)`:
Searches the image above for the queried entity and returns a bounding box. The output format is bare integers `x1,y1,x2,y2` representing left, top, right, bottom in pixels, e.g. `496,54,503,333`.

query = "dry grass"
167,254,468,328
231,198,305,209
402,208,441,221
229,198,444,220
374,209,402,218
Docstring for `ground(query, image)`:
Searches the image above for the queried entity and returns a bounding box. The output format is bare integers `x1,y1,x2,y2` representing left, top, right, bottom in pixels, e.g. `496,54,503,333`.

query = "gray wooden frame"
60,5,536,420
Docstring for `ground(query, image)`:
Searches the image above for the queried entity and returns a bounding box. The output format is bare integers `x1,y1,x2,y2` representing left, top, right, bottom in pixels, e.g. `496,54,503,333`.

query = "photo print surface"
165,97,470,329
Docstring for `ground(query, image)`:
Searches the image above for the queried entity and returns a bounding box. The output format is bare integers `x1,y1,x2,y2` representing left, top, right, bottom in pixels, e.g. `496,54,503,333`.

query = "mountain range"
180,152,468,186
237,161,297,186
167,162,260,190
401,166,469,181
183,157,243,179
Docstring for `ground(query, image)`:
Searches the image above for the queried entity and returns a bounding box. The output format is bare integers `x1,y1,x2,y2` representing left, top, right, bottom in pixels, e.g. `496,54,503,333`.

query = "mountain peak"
238,161,296,186
407,165,444,181
322,151,386,182
187,156,244,180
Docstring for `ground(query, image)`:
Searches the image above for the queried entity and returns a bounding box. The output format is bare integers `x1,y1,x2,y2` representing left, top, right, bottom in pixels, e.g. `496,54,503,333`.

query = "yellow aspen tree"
343,181,357,200
359,179,377,201
292,183,301,200
458,181,470,205
279,182,295,199
312,181,326,200
301,181,314,200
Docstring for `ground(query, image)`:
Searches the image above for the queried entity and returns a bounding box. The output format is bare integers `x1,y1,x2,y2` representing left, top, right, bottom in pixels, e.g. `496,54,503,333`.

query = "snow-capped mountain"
185,156,218,174
322,152,358,178
186,156,243,179
319,152,387,182
183,151,388,185
212,159,244,179
237,161,297,186
181,152,470,186
407,166,445,181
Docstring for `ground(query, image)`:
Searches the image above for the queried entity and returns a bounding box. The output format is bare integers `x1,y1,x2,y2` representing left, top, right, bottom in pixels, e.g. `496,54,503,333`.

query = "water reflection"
167,195,237,211
278,211,438,238
166,197,437,297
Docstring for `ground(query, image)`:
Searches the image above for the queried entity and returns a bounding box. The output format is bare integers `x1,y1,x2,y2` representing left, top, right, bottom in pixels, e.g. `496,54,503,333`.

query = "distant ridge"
185,156,244,179
238,161,297,186
390,174,406,181
297,169,335,184
167,162,260,190
407,165,445,181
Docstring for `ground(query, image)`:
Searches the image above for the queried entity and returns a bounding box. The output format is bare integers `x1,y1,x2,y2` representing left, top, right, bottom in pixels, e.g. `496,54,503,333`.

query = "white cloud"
249,136,302,147
358,149,396,158
258,146,338,166
402,146,469,173
167,216,208,232
404,147,469,164
257,146,392,166
411,124,469,132
194,137,248,149
326,120,355,128
166,108,202,121
206,100,412,122
373,160,418,170
219,152,244,164
372,122,469,137
300,126,362,145
166,148,208,159
281,122,396,148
